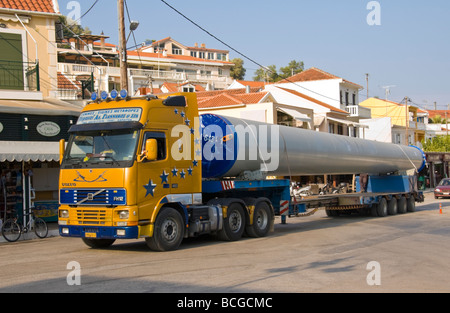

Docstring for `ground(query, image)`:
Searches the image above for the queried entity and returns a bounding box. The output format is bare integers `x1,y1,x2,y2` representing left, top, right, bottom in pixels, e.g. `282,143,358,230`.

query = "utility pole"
118,0,128,92
447,104,449,136
365,73,369,99
405,97,409,145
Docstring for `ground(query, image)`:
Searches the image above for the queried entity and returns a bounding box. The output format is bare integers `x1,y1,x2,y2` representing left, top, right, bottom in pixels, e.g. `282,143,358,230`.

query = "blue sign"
120,89,128,98
110,89,118,99
91,92,98,101
101,91,108,100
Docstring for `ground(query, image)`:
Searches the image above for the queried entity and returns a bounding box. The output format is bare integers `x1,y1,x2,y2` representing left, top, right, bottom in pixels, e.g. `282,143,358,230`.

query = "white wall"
359,117,392,143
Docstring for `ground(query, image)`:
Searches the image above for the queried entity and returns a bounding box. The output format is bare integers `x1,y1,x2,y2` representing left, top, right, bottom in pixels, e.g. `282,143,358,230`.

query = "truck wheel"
82,238,116,249
407,196,416,212
146,207,184,252
387,198,398,215
218,203,245,241
376,198,388,217
246,201,272,238
398,196,407,214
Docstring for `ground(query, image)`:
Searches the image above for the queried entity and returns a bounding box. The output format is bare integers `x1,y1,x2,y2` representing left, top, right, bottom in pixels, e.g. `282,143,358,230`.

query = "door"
137,131,171,220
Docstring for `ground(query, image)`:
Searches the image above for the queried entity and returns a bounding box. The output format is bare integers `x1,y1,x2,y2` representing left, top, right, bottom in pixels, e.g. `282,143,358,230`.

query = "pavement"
0,222,60,244
0,188,435,244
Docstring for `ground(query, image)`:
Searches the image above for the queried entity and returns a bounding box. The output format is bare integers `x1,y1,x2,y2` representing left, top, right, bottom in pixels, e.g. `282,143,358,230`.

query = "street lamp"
129,20,139,32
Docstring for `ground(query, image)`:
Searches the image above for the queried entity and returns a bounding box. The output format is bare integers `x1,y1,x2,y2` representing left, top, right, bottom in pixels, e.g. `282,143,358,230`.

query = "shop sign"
427,154,443,162
77,108,142,125
37,121,61,137
0,122,3,134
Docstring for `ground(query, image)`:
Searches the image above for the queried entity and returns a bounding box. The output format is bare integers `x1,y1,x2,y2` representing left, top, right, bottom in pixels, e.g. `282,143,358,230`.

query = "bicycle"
1,207,48,242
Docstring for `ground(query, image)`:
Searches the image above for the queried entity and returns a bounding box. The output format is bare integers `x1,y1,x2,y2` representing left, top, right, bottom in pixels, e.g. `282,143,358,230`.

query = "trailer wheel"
146,207,184,252
398,196,407,214
246,201,272,238
218,203,245,241
377,198,388,217
407,196,416,212
387,198,398,215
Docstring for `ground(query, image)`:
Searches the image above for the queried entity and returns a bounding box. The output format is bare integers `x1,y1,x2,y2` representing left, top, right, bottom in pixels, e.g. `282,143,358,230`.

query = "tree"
278,60,304,79
253,65,278,82
422,136,450,152
230,58,246,80
253,60,304,82
429,115,447,124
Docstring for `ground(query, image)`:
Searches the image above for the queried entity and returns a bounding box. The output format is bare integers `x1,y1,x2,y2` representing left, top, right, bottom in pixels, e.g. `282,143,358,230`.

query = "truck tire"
376,198,388,217
387,198,398,215
82,238,116,249
407,196,416,212
218,202,245,241
398,196,407,214
246,201,272,238
146,207,184,252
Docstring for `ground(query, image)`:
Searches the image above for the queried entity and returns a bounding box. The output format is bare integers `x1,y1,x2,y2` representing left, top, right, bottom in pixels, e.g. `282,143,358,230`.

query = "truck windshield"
64,129,139,168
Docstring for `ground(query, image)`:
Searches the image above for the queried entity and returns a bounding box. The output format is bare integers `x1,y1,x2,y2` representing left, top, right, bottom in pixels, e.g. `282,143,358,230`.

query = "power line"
160,0,378,106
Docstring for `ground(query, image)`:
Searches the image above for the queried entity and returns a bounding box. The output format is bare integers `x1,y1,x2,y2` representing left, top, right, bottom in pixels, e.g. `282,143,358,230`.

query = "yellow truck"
58,91,425,251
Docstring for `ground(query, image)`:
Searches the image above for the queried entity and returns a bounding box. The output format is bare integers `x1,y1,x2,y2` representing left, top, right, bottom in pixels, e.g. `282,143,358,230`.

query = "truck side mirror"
59,139,65,165
146,139,158,161
139,138,158,162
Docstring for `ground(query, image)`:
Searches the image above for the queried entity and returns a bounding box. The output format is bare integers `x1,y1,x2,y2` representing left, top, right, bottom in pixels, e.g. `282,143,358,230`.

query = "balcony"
342,105,371,119
58,63,233,89
409,121,426,131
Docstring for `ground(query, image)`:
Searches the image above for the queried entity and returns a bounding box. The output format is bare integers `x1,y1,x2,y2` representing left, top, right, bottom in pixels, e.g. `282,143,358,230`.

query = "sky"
57,0,450,110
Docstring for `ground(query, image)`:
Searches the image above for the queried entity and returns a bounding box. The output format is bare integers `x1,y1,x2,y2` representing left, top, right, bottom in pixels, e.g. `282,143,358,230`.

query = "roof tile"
0,0,57,13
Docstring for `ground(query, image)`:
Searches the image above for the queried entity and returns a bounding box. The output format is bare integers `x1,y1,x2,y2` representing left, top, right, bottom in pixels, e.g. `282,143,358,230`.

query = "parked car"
434,178,450,199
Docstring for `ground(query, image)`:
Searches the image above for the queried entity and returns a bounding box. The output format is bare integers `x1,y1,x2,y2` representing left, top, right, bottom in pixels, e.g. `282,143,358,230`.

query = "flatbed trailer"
204,174,424,225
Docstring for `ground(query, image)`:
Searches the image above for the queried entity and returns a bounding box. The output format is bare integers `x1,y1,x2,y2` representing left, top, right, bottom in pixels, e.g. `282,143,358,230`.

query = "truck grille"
60,189,126,206
76,209,109,225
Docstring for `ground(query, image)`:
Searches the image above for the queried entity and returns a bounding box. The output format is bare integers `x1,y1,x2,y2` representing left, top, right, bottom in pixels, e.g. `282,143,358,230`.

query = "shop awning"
0,141,60,162
277,107,312,122
327,116,369,129
0,98,82,116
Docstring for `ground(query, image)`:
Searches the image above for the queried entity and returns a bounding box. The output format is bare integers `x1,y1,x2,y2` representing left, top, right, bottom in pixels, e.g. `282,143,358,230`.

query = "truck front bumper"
59,225,139,240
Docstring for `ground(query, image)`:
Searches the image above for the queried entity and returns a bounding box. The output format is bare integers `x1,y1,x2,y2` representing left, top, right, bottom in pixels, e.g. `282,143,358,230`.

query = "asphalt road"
1,191,449,293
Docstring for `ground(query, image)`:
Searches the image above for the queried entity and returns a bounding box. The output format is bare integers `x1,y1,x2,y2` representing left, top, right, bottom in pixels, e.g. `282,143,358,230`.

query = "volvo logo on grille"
87,193,94,200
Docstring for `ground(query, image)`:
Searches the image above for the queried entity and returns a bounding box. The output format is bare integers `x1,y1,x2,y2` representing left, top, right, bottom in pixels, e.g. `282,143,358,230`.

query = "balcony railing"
0,60,39,92
58,63,233,88
343,105,371,119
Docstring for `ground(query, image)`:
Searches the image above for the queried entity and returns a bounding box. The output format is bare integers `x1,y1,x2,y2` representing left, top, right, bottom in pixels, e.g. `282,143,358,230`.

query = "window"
182,86,195,92
190,51,197,58
345,92,349,106
141,132,166,161
207,52,214,60
199,52,205,59
0,31,25,90
172,45,182,55
353,93,356,105
328,123,335,134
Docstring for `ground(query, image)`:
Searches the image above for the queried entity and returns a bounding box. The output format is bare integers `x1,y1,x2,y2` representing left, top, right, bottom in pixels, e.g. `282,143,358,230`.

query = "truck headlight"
119,210,129,219
59,210,69,218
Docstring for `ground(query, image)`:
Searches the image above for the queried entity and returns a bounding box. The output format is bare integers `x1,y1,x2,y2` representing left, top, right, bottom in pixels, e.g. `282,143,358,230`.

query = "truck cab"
58,93,205,250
